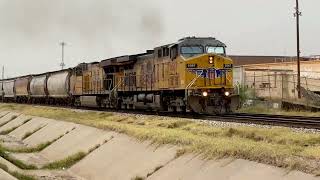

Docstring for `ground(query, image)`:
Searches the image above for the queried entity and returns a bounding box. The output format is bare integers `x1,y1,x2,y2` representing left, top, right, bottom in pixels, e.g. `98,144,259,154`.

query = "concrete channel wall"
0,111,319,180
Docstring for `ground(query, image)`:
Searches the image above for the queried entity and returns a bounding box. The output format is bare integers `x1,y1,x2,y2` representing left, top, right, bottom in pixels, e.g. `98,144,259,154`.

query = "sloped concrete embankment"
0,111,319,180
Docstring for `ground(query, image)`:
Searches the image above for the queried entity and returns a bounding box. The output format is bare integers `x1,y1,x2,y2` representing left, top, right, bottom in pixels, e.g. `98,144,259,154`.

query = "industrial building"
233,56,320,102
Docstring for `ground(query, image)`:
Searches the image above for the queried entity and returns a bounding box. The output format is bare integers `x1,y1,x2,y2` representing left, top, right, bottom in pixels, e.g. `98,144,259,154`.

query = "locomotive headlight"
224,91,230,97
209,56,214,64
202,91,208,97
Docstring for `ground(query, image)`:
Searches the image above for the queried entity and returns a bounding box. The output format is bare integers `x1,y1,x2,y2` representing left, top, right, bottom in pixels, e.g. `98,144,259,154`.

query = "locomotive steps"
0,104,320,180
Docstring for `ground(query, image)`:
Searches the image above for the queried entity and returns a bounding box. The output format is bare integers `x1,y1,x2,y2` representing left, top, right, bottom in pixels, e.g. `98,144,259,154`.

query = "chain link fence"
234,68,320,108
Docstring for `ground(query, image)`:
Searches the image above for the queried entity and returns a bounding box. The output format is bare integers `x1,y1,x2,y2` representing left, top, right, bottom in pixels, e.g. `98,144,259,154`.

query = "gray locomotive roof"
177,37,226,47
156,37,226,49
100,50,154,67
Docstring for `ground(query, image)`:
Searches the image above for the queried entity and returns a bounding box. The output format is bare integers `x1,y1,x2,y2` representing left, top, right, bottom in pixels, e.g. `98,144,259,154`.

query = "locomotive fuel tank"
47,71,70,98
3,80,15,98
30,75,47,97
137,94,154,102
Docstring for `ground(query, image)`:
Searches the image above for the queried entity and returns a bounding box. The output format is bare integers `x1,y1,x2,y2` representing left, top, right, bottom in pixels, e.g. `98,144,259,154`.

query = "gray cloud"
0,0,319,78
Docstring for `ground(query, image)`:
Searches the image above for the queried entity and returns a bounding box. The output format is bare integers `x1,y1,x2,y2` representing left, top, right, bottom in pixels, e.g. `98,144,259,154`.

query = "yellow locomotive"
0,37,236,114
70,37,237,114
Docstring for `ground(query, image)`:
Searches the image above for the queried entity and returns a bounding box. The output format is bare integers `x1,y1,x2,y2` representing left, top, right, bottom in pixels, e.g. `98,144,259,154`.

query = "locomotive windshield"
180,45,226,58
180,46,204,58
206,46,225,55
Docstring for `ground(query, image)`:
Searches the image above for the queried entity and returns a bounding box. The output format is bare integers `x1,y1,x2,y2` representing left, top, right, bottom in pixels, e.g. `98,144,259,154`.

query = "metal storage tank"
30,75,47,97
15,77,30,96
3,80,15,98
47,71,70,98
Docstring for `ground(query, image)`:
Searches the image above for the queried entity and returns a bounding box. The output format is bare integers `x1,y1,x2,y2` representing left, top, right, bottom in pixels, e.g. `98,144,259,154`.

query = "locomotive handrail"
110,78,124,94
103,78,113,91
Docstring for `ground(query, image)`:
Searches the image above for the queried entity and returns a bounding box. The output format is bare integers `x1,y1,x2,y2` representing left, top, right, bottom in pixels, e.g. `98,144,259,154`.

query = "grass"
0,134,64,153
21,126,44,140
0,128,97,171
237,102,320,117
1,103,320,174
0,115,18,127
147,165,163,177
0,147,37,170
13,142,52,153
42,141,102,170
0,126,20,135
42,152,87,170
0,112,9,119
0,147,87,171
10,171,36,180
132,176,145,180
7,128,74,153
0,118,32,135
0,163,36,180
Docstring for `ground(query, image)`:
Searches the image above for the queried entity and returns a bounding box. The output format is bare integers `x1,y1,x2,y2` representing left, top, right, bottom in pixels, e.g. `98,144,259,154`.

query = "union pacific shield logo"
188,68,224,78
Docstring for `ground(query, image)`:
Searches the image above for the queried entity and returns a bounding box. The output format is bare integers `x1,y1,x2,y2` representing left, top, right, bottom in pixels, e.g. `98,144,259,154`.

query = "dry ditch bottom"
0,104,319,180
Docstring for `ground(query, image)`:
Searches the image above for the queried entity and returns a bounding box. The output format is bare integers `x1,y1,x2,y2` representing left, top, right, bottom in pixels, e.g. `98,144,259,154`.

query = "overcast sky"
0,0,319,77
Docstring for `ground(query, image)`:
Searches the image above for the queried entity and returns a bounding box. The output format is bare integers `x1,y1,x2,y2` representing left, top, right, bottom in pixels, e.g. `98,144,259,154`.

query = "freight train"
0,37,238,114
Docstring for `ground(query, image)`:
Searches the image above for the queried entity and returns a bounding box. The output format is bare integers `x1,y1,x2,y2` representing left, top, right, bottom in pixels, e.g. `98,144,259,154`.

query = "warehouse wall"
234,60,320,101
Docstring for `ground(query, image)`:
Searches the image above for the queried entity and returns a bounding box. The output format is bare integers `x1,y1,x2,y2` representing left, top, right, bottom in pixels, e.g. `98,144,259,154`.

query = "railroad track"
2,103,320,130
199,113,320,130
133,110,320,130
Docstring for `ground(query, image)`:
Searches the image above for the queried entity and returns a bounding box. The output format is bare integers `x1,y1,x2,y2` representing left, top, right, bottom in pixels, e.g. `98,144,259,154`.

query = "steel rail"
199,113,320,129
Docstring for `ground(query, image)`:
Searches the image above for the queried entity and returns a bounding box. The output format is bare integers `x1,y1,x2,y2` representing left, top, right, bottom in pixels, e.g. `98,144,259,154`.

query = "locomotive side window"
166,48,169,56
170,46,178,60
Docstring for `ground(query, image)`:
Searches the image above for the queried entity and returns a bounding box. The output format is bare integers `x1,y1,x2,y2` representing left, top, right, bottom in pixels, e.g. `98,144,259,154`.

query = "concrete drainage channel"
0,111,319,180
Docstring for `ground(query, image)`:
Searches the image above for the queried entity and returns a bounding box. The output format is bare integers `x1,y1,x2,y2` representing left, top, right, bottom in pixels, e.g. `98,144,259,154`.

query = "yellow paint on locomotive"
70,75,83,96
183,54,234,90
115,52,234,92
82,63,105,94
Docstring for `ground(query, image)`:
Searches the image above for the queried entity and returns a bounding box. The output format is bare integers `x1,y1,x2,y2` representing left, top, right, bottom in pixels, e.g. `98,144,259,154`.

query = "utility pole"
60,42,66,70
294,0,302,98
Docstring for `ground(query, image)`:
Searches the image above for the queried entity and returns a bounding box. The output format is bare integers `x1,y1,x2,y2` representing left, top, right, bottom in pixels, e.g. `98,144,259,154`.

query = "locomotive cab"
174,37,238,114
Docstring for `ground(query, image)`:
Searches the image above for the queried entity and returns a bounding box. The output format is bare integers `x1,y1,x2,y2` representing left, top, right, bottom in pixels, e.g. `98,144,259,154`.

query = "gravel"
49,107,320,134
112,112,320,134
